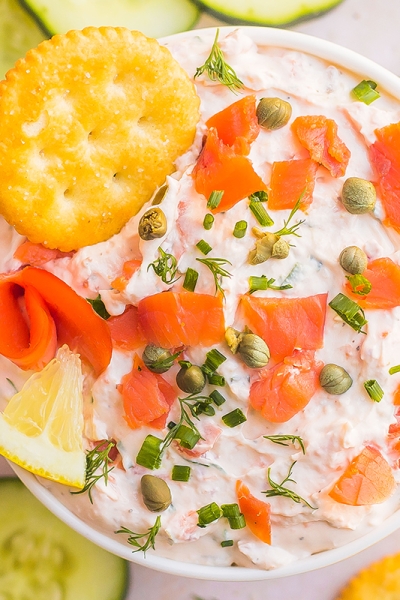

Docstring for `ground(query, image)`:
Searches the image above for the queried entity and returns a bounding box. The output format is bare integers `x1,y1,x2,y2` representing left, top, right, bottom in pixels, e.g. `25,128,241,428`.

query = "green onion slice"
249,199,274,227
221,540,234,547
222,408,247,428
209,390,226,406
171,465,191,482
389,365,400,375
174,424,201,449
233,220,248,238
249,191,268,202
207,373,225,387
248,275,292,294
203,349,227,372
203,213,215,230
197,502,222,527
136,435,162,470
196,239,212,255
329,293,368,333
364,379,384,402
183,268,198,292
346,274,372,296
221,503,246,530
352,79,380,105
207,190,224,210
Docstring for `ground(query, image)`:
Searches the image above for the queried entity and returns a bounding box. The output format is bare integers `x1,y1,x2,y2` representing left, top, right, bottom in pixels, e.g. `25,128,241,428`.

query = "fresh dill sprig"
148,247,180,285
71,440,116,504
263,461,316,509
194,29,244,93
273,199,305,238
161,394,213,452
115,516,161,554
196,257,232,297
263,435,306,454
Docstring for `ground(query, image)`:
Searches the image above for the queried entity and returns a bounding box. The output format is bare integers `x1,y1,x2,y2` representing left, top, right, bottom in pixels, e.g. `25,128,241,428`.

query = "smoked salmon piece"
14,241,74,266
192,127,267,213
236,480,271,543
268,158,318,210
292,115,351,178
107,305,146,350
346,257,400,309
370,122,400,232
250,350,322,423
138,291,225,349
329,446,396,506
206,95,259,152
241,293,327,363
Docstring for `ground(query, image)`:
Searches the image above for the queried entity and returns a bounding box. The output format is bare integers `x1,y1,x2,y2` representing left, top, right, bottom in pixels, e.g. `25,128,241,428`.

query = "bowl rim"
10,24,400,582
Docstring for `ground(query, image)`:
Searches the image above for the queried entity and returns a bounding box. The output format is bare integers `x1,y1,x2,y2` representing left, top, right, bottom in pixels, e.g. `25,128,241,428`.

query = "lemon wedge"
0,345,85,488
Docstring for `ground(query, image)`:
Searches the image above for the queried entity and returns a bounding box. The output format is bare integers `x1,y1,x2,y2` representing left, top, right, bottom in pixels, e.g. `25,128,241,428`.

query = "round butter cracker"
337,553,400,600
0,27,200,251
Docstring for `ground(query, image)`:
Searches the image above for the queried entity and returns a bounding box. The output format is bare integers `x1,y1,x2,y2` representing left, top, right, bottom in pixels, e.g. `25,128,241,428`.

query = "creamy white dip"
2,29,400,571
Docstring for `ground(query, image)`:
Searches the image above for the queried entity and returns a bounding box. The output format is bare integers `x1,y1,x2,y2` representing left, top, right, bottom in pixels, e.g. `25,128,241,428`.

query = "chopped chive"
249,191,268,202
248,275,292,294
178,360,192,369
364,379,384,402
136,435,162,470
233,220,248,238
174,424,201,449
389,365,400,375
87,294,111,320
346,274,372,296
222,408,247,428
209,390,226,406
203,213,215,230
171,465,191,482
221,539,234,547
193,402,216,417
329,293,368,333
249,200,274,227
196,239,212,255
352,79,380,105
183,268,199,292
207,373,225,386
207,190,224,210
197,502,222,527
221,503,246,529
204,349,227,372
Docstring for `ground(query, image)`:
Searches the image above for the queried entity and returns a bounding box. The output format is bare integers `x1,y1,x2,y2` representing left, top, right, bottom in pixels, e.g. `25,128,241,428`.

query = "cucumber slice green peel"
0,478,129,600
192,0,344,27
18,0,200,38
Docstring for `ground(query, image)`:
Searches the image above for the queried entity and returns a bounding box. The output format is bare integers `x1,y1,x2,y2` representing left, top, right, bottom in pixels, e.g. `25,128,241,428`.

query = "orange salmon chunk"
268,158,318,210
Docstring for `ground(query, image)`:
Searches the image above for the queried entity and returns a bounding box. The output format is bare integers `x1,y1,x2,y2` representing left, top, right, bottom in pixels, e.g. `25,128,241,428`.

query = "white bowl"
10,26,400,582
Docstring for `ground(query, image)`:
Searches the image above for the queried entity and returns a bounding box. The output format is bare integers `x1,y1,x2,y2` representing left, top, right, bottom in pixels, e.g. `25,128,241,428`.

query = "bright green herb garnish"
263,435,305,454
346,274,372,296
148,247,180,284
207,190,224,210
329,293,368,333
196,239,212,255
222,408,247,428
72,440,116,503
263,461,316,509
389,365,400,375
115,516,161,554
196,256,232,297
221,503,246,529
203,213,215,230
233,220,248,238
248,275,292,294
172,465,191,482
249,191,268,202
194,29,244,93
87,294,110,320
197,502,222,527
221,539,234,547
135,435,163,470
273,198,305,238
183,268,199,292
364,379,384,402
352,79,380,105
209,390,226,406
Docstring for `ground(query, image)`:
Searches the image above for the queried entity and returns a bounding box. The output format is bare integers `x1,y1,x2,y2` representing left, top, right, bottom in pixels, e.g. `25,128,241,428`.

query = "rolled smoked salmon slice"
292,115,351,178
329,446,396,506
137,291,225,349
241,293,327,363
346,257,400,309
249,349,322,423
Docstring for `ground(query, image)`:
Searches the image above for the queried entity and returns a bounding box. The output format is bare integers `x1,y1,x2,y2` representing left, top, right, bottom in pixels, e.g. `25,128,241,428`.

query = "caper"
142,344,173,374
339,246,368,275
319,364,353,395
341,177,376,214
152,183,168,205
248,232,278,265
256,97,292,130
271,238,290,259
141,475,172,512
138,207,167,240
225,327,244,354
237,333,270,369
176,364,206,394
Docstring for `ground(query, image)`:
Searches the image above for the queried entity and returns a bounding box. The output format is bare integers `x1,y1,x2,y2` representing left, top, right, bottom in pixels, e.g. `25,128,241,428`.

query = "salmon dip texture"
2,28,400,570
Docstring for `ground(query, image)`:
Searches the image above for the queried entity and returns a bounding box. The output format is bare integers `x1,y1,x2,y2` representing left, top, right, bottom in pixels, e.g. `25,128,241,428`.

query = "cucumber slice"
19,0,200,38
192,0,343,27
0,478,129,600
0,0,46,78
